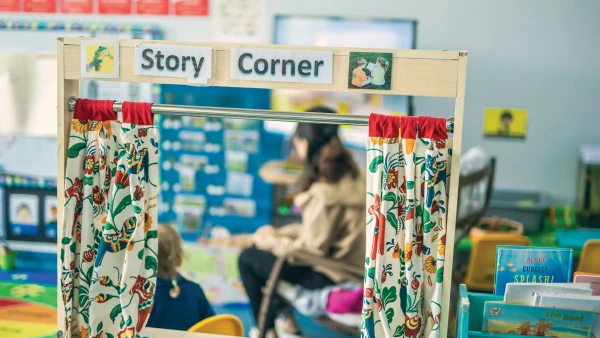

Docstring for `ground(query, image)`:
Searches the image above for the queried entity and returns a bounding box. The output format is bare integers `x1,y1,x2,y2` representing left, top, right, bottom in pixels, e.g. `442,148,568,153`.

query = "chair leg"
257,255,287,338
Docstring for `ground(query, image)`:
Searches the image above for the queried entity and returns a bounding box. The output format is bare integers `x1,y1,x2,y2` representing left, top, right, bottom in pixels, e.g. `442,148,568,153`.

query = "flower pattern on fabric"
363,115,451,338
60,112,159,338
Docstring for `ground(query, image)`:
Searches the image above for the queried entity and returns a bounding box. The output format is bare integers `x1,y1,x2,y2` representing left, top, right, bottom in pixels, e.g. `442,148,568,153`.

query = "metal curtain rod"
68,97,455,128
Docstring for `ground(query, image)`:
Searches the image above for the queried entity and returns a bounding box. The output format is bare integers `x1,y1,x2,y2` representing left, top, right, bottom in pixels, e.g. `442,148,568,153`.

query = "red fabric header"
121,101,154,126
368,113,401,138
73,99,116,121
369,113,448,140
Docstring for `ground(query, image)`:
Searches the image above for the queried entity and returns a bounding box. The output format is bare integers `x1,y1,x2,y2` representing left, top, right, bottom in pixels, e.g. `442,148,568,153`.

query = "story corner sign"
230,48,334,84
134,44,213,84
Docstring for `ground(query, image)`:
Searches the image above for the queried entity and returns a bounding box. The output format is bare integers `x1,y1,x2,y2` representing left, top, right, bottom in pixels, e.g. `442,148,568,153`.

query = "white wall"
3,0,600,203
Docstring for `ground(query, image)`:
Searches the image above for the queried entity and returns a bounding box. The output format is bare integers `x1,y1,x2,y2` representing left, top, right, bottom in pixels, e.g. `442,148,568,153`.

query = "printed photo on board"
348,51,393,90
9,194,39,236
80,40,120,79
483,107,528,138
44,196,58,238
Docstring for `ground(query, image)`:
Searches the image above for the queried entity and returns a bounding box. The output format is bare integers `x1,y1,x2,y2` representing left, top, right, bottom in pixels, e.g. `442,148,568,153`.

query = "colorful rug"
0,281,56,338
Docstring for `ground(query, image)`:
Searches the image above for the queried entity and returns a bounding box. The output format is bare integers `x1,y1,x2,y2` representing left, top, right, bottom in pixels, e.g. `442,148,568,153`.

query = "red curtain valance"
368,113,448,140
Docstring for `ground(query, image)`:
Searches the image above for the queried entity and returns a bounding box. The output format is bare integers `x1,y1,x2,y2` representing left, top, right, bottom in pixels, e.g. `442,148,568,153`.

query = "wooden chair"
256,250,363,338
577,239,600,274
188,314,244,337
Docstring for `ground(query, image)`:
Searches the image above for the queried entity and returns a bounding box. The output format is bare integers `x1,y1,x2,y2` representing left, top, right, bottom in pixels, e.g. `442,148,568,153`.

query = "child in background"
147,224,215,331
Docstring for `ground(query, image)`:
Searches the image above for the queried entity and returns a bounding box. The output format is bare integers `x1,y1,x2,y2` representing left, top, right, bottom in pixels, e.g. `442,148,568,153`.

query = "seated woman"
238,106,366,338
148,224,215,331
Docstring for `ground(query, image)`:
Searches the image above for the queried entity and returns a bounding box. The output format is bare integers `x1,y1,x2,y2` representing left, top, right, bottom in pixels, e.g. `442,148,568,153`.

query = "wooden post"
57,37,79,338
440,51,468,337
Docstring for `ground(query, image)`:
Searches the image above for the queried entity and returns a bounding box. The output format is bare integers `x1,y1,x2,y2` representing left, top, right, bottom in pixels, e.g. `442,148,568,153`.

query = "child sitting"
147,224,215,331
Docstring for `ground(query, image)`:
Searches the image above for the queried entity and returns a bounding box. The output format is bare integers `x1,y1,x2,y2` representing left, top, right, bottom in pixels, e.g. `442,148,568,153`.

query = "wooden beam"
57,37,80,338
440,51,468,337
62,37,460,98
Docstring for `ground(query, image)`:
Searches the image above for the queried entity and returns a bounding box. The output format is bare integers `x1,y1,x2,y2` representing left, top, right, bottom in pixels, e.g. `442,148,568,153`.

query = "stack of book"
477,246,600,337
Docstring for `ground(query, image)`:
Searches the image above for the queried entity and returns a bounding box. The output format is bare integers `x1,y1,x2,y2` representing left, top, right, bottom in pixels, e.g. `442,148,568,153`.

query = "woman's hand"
254,225,278,250
255,225,276,238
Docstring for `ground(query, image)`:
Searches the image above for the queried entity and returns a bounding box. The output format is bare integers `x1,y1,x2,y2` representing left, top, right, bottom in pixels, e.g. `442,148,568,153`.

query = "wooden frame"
57,37,468,337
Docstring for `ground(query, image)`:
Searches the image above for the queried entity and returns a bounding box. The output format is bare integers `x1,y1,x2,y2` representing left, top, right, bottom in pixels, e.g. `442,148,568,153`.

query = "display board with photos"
157,85,284,243
0,174,58,243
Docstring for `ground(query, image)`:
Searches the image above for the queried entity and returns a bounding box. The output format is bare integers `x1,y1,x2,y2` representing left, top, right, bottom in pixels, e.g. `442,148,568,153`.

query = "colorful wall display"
0,0,209,15
483,107,528,138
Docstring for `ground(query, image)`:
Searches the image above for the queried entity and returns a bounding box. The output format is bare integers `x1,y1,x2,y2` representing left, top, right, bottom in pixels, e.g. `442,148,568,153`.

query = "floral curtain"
362,114,452,338
60,99,159,338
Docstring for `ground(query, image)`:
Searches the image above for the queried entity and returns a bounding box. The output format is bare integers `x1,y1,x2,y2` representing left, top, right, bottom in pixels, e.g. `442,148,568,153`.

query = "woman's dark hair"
295,106,359,191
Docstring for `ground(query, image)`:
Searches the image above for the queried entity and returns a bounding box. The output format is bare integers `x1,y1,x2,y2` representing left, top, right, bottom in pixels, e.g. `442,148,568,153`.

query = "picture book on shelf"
575,272,600,296
495,246,574,295
535,293,600,338
483,302,595,337
504,282,592,305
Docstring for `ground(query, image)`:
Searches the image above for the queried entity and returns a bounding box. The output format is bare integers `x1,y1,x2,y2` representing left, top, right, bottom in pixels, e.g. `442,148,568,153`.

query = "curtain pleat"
61,99,159,338
363,113,452,338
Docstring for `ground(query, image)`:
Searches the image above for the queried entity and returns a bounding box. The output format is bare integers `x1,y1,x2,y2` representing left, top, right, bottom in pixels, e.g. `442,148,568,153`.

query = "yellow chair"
577,240,600,274
463,234,531,292
188,314,244,337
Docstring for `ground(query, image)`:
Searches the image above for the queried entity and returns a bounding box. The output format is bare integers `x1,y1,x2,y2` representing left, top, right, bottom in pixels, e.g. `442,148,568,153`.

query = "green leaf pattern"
60,117,159,337
363,132,451,338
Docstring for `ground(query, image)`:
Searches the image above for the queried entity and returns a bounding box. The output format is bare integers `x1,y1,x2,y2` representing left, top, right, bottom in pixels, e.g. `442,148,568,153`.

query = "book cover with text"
495,246,573,295
483,302,594,337
575,272,600,296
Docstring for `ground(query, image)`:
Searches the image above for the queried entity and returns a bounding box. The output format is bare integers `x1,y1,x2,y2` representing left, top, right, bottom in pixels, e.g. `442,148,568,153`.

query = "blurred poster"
60,0,93,13
0,0,20,12
175,0,209,16
213,0,268,43
181,244,248,305
137,0,169,15
483,107,528,139
99,0,132,14
24,0,56,12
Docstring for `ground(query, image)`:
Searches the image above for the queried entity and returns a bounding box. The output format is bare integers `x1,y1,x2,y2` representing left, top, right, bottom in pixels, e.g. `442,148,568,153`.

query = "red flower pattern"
115,170,130,189
411,277,419,291
65,177,83,201
83,250,94,263
138,129,147,137
133,185,144,201
84,155,95,175
99,155,106,170
92,186,104,205
435,139,446,149
386,168,398,189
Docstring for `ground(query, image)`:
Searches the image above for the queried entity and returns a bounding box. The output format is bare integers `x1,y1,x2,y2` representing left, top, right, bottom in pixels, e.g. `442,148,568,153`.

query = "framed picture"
80,39,120,79
8,193,39,237
44,196,58,238
483,107,528,139
348,51,393,90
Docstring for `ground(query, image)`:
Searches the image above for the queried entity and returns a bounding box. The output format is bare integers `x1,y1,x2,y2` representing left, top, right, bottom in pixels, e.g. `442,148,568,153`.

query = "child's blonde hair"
158,224,183,297
377,56,390,73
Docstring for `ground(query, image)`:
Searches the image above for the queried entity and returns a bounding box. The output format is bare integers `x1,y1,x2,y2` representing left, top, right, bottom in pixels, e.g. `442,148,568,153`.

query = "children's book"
483,301,595,337
495,246,574,295
575,272,600,296
534,293,600,338
504,282,592,305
